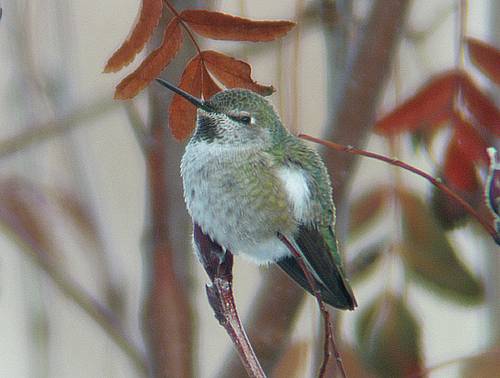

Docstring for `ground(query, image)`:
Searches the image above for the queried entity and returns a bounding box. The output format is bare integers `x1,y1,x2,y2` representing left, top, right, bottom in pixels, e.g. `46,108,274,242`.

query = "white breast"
277,167,311,221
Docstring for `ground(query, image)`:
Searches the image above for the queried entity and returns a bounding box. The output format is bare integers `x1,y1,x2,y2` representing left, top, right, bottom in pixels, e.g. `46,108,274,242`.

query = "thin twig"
164,0,203,55
194,224,266,378
163,0,220,93
322,0,411,214
0,99,116,159
277,233,347,378
207,276,266,378
219,266,304,378
0,220,147,375
299,133,499,244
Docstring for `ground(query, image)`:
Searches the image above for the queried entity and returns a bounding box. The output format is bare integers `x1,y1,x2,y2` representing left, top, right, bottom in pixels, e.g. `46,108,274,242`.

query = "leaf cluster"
104,1,295,139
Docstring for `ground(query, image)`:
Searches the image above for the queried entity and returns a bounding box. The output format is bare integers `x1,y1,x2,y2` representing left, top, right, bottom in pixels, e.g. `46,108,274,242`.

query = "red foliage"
201,65,222,99
180,9,295,42
443,138,480,193
105,2,295,139
460,74,500,137
201,51,274,96
115,18,183,99
466,38,500,85
374,70,459,135
104,0,163,73
375,70,499,137
374,41,500,232
452,114,489,165
168,56,203,141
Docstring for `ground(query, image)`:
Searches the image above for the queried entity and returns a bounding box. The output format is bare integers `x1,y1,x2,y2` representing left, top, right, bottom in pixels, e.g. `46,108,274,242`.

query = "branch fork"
193,223,266,378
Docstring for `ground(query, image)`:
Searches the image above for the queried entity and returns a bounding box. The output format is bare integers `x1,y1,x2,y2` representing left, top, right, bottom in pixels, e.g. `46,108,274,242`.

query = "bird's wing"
273,137,356,309
277,224,357,310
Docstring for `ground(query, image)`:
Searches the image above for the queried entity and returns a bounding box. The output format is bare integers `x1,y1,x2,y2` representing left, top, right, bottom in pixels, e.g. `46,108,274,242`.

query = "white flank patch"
277,167,311,221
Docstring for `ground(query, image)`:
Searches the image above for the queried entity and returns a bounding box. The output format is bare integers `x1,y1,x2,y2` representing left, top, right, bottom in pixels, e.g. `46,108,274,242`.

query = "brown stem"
194,224,266,378
0,99,116,159
142,18,196,374
300,133,499,244
143,113,194,377
277,233,346,378
0,217,147,375
207,277,266,378
322,0,411,213
219,266,304,378
164,0,202,55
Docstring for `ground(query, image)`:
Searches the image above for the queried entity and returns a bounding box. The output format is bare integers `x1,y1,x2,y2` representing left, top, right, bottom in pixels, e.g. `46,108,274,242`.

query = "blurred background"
0,0,499,377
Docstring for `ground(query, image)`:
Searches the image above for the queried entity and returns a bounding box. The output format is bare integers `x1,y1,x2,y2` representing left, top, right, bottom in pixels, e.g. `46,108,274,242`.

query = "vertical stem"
207,277,266,378
142,2,200,374
143,103,194,377
219,266,304,378
322,0,411,216
194,224,266,378
485,0,500,345
277,233,346,378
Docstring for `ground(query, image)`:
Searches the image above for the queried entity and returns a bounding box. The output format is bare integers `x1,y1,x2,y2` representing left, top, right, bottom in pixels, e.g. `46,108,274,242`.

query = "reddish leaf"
399,189,484,304
460,74,500,136
466,38,500,85
201,50,274,95
375,70,461,135
180,9,295,42
443,137,481,193
201,64,222,99
168,56,202,140
452,114,489,165
115,18,183,99
104,0,163,72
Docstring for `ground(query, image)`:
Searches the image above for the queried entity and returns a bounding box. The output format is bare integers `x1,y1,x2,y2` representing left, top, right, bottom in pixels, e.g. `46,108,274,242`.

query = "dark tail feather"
277,255,356,310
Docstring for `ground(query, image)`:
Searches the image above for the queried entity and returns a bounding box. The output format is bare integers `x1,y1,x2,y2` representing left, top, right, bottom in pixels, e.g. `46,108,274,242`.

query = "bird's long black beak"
155,78,212,111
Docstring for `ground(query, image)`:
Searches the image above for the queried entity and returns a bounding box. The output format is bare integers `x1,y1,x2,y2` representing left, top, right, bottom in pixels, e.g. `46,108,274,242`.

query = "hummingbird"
156,78,357,310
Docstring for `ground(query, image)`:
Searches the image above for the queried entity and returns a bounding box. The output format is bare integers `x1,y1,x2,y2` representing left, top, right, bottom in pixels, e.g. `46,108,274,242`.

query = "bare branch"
0,99,116,159
301,133,499,244
194,224,265,378
322,0,411,209
0,220,147,375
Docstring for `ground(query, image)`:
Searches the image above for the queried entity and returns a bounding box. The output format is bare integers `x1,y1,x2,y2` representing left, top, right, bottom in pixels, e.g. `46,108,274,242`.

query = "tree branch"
219,266,304,377
194,224,265,378
142,85,195,377
141,5,199,375
0,218,147,375
277,233,346,378
322,0,411,210
0,99,116,159
300,134,499,243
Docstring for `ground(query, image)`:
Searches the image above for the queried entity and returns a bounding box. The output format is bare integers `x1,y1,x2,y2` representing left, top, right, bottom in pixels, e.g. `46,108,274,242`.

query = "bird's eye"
229,112,252,124
239,115,251,124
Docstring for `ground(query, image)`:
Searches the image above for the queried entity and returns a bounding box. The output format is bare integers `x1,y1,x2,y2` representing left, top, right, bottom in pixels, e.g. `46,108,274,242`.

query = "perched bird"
157,78,356,310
